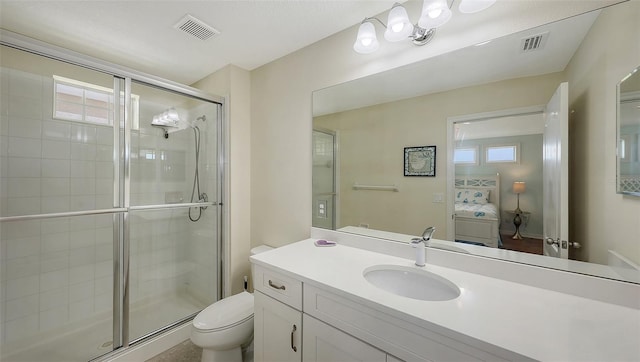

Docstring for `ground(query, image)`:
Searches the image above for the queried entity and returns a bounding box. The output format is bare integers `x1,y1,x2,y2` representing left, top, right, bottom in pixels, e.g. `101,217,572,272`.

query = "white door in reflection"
543,82,569,259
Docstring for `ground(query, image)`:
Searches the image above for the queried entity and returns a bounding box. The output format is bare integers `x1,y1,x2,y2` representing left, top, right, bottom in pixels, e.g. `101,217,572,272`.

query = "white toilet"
190,245,273,362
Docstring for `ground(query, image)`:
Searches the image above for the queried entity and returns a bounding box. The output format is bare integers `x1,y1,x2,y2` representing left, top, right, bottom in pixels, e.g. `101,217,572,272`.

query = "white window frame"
53,75,139,129
485,144,520,164
454,146,479,165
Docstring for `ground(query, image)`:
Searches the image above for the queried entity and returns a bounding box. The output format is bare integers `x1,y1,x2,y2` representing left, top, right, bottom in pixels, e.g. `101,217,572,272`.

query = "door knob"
568,241,582,249
545,237,559,247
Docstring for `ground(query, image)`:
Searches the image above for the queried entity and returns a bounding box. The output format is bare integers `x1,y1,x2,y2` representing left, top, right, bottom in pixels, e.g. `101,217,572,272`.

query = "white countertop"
250,238,640,361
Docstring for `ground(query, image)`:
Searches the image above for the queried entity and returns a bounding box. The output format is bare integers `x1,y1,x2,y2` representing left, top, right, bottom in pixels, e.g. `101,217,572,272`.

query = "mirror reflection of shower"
151,108,208,222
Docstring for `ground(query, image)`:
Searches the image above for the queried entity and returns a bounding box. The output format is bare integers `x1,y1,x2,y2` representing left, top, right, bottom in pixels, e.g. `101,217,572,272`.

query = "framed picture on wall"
404,146,436,177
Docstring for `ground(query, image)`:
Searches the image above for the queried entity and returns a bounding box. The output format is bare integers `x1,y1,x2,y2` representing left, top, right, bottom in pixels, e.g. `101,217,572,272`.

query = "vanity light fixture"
353,0,496,54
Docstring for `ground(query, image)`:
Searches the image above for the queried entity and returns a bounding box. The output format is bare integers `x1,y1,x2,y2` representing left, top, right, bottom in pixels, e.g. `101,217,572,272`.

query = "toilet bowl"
190,245,273,362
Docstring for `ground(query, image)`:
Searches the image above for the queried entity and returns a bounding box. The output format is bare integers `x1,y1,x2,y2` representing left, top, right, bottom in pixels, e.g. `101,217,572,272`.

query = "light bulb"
384,4,414,42
418,0,452,29
428,9,442,18
353,21,379,54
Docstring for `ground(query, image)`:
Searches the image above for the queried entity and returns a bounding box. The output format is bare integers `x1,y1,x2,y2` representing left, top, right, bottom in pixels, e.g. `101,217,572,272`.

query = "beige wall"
565,1,640,265
314,73,563,239
249,1,618,249
193,65,252,295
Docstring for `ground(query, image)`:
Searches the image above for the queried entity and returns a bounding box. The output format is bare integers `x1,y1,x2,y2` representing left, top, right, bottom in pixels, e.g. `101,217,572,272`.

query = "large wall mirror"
312,2,639,284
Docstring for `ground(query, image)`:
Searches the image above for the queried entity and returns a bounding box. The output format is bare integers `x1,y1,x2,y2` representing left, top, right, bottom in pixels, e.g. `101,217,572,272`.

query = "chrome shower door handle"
290,324,297,352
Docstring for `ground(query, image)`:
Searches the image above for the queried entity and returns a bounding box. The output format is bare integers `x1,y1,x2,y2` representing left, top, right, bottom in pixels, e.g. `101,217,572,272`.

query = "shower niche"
0,42,224,361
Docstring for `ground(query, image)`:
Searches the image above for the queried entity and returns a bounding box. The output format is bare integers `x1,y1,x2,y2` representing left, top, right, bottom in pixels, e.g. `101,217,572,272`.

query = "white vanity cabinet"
252,264,513,362
254,290,302,362
302,314,387,362
253,265,303,362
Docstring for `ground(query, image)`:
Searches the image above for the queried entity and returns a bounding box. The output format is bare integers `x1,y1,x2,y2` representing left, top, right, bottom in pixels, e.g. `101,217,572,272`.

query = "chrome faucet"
410,227,436,267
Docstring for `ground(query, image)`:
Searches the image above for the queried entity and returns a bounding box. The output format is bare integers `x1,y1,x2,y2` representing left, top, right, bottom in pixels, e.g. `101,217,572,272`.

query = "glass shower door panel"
128,208,217,341
1,46,121,361
129,81,218,209
0,214,117,362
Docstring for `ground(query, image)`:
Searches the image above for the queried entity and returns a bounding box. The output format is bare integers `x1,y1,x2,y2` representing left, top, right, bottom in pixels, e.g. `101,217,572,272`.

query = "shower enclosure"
0,33,224,361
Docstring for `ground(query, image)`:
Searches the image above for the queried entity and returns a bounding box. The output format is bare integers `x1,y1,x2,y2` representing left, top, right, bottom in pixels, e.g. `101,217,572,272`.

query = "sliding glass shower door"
0,42,223,361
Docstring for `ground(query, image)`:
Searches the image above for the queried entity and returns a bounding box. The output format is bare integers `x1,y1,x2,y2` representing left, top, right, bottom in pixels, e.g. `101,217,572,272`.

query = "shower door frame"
0,29,226,355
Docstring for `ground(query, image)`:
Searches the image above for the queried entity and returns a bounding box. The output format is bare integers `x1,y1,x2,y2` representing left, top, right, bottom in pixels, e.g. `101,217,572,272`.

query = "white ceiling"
0,0,399,85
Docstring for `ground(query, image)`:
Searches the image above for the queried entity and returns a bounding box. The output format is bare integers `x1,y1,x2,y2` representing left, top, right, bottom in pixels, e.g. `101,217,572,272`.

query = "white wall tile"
9,95,42,120
96,127,114,146
41,196,70,213
4,314,38,342
41,178,70,197
39,287,69,311
1,220,41,239
7,178,41,198
42,232,69,254
94,275,112,296
69,229,95,249
70,178,96,195
40,251,69,273
40,218,69,235
70,124,97,144
8,118,42,139
9,70,42,98
8,137,41,158
70,160,95,178
69,280,94,303
6,275,39,300
69,298,94,322
69,195,95,211
94,292,111,313
95,161,113,179
69,246,95,268
69,264,93,285
7,196,40,216
42,121,71,140
0,135,8,156
41,139,70,159
5,255,40,279
69,215,95,231
41,159,70,178
39,269,68,292
70,142,96,161
96,145,113,162
6,236,40,259
8,157,41,178
39,305,68,331
94,261,111,279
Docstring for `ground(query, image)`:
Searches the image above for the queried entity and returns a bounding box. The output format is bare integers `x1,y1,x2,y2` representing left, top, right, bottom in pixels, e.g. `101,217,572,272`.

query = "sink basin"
363,265,460,301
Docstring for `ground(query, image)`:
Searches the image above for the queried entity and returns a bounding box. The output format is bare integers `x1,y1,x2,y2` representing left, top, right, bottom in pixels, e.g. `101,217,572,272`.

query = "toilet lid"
193,291,254,331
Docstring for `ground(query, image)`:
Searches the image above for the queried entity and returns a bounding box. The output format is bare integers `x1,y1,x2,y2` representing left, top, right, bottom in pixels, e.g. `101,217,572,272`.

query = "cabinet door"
254,291,302,362
303,314,386,362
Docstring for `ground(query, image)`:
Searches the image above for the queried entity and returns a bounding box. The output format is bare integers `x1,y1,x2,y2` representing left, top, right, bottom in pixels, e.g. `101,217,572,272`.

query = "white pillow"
455,188,490,204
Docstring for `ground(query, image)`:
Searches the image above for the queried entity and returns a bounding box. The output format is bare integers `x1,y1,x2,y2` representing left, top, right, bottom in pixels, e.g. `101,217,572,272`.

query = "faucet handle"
421,226,436,241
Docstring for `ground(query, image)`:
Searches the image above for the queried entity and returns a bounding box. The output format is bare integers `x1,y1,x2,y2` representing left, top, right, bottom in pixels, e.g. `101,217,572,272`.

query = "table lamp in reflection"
512,181,526,239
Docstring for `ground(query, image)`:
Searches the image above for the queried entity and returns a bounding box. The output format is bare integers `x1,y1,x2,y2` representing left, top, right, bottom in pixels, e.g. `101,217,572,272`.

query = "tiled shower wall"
0,67,217,351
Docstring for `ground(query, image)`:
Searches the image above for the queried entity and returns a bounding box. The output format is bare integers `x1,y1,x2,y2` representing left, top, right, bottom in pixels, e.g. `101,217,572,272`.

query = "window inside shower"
0,45,223,361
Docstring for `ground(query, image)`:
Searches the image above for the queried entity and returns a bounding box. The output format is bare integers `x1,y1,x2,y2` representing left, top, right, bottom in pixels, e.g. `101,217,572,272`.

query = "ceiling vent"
520,32,548,53
174,14,219,41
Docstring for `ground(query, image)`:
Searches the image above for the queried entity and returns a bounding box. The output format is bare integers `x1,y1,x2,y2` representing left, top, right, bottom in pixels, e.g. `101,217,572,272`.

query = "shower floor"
2,294,207,362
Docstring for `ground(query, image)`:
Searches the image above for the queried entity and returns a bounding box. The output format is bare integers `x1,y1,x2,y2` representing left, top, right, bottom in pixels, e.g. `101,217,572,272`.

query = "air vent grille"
520,32,548,53
174,14,219,41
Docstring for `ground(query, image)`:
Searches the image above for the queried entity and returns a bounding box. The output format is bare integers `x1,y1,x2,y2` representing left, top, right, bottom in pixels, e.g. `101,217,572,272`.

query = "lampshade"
353,21,380,54
418,0,452,29
513,181,526,194
384,4,414,42
458,0,496,14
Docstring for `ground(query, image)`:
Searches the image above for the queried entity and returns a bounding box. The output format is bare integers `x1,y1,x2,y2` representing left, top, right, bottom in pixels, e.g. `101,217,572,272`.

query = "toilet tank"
250,245,273,255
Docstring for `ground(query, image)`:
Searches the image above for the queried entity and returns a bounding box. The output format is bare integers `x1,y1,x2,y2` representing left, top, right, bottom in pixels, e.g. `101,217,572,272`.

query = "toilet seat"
193,291,254,332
